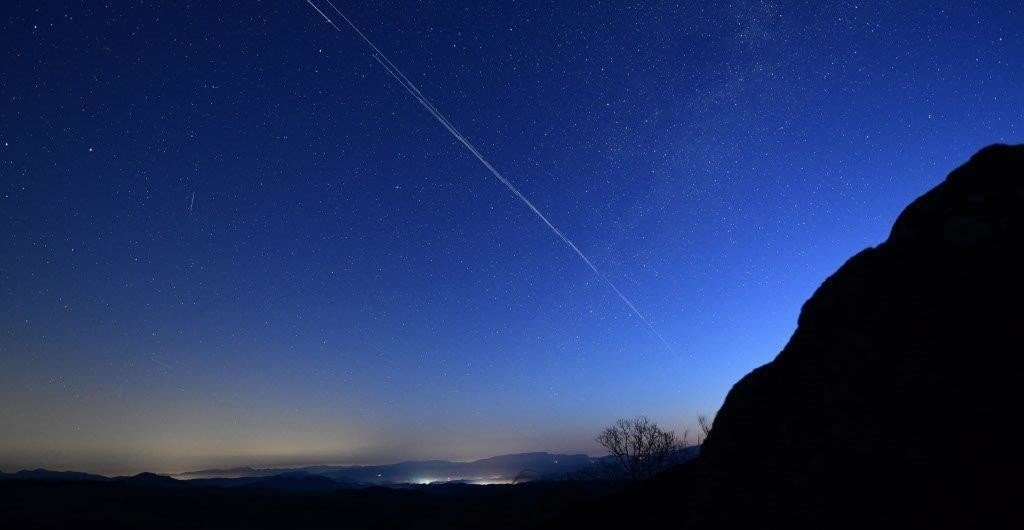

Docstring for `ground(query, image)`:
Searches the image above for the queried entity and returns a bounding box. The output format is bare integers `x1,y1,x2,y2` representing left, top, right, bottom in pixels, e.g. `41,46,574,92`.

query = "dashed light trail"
304,0,676,354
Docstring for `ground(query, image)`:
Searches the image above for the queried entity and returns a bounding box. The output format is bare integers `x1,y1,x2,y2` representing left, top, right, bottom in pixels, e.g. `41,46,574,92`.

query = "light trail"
304,1,675,354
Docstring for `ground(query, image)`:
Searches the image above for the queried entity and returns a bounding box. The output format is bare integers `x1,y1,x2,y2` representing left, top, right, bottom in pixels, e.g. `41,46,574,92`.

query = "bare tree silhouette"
596,416,685,481
697,413,713,445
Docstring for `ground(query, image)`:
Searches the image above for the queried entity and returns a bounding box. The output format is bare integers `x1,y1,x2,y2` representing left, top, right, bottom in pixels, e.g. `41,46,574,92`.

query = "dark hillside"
584,144,1024,528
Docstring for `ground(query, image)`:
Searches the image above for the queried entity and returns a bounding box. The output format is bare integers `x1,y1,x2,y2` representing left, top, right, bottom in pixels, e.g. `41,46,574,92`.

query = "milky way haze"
2,1,1022,474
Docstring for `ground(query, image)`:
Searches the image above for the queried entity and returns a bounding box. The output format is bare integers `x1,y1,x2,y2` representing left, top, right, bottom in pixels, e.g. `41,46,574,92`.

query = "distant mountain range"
0,469,111,482
0,452,603,490
174,452,600,484
1,449,703,491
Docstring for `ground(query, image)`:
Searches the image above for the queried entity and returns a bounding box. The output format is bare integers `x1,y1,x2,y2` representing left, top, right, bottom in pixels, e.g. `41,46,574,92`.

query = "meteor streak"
304,1,675,354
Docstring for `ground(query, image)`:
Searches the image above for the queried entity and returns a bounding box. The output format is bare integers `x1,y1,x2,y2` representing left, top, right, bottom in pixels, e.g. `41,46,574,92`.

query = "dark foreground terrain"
3,145,1021,528
0,478,610,529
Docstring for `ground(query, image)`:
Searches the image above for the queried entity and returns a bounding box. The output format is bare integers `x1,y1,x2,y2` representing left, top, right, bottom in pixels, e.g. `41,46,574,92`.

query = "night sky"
2,1,1021,475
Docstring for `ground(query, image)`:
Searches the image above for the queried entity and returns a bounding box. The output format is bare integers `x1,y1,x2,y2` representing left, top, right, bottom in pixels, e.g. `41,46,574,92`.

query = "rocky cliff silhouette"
689,144,1023,527
551,144,1023,529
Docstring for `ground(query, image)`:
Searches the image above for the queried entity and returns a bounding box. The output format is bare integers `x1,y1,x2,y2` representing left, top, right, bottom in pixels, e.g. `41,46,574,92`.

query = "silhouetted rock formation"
689,144,1023,527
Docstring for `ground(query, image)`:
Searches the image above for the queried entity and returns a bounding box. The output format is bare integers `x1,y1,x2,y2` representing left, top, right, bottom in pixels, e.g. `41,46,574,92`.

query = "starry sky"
2,1,1021,475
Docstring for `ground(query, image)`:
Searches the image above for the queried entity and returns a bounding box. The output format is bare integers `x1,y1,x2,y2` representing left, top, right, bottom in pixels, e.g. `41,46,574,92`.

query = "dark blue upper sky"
2,0,1021,474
